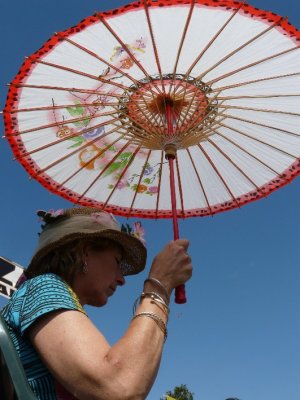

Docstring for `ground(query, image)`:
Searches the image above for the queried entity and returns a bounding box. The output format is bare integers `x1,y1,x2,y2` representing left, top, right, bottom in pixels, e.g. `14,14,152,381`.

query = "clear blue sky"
0,1,299,399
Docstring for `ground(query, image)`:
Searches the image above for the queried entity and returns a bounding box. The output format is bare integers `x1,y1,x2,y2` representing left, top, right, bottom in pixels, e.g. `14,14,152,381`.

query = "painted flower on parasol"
3,0,300,303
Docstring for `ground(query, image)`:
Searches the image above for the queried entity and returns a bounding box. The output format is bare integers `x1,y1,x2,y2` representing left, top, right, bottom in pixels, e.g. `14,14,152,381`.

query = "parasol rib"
211,72,300,93
195,16,284,83
198,143,241,208
155,151,164,220
102,146,142,211
217,94,300,101
183,3,243,81
57,134,127,188
217,111,300,139
58,35,141,87
206,46,300,86
211,128,289,178
12,121,124,159
218,104,300,117
177,90,222,138
206,137,265,193
215,117,299,159
29,128,125,178
127,149,152,217
186,148,213,215
8,102,119,114
78,139,135,201
33,59,128,90
171,0,195,85
8,82,124,97
175,155,185,217
142,0,166,95
172,5,243,129
56,35,165,134
13,112,120,136
97,14,166,128
34,60,127,90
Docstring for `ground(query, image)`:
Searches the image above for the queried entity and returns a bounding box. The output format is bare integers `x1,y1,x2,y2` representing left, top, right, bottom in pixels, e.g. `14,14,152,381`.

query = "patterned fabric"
1,273,86,399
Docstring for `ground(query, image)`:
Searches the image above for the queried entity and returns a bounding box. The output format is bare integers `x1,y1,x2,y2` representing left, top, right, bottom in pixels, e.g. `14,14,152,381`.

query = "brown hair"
25,238,123,286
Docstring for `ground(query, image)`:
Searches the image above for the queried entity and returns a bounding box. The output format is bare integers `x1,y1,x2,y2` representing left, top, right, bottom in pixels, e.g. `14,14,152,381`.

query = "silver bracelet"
133,292,170,316
144,277,170,303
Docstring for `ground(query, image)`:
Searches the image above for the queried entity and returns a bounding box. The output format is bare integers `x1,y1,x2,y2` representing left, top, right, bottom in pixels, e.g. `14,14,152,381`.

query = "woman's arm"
28,239,192,400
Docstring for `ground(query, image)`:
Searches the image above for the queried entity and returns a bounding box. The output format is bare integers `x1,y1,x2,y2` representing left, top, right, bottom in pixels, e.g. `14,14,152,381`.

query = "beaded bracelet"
132,312,168,342
144,277,170,303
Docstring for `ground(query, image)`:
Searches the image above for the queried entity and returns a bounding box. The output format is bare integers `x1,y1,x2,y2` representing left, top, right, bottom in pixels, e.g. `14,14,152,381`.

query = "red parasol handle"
165,102,187,304
168,156,187,304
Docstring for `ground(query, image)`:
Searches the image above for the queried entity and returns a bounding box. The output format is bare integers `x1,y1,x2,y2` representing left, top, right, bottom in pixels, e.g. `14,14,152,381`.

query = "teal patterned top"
1,273,86,399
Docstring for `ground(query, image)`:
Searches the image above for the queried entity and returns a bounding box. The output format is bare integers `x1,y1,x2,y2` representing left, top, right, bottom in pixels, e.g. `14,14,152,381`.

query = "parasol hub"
119,75,218,150
164,143,177,160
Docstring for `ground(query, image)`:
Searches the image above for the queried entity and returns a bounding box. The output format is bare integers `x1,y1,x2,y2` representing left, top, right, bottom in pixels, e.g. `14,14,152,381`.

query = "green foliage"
162,384,194,400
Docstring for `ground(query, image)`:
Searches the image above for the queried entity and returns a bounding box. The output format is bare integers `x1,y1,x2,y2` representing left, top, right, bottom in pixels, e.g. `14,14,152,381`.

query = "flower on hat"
121,221,146,246
132,222,146,245
37,209,65,232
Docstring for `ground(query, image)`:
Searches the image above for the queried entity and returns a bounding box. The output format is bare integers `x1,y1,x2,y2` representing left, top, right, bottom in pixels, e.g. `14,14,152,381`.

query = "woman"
1,207,192,400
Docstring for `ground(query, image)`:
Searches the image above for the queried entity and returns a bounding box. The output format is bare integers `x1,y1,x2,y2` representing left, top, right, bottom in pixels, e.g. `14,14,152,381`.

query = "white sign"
0,256,24,299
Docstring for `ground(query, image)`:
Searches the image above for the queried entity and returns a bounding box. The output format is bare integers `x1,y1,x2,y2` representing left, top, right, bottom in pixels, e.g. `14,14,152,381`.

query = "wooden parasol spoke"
171,0,195,93
175,155,185,217
127,149,152,217
109,103,164,141
186,148,213,215
155,151,164,219
206,137,265,193
210,72,300,94
7,82,125,97
210,127,289,178
101,145,142,212
18,120,126,158
142,0,166,95
30,126,126,178
58,35,141,87
217,111,300,139
179,94,224,140
7,101,119,114
205,46,300,86
195,16,285,83
217,94,300,101
56,34,165,133
217,104,300,117
34,59,128,91
214,116,299,159
77,139,135,201
11,111,121,136
56,133,129,188
182,4,243,84
97,13,166,129
176,89,222,138
197,143,241,208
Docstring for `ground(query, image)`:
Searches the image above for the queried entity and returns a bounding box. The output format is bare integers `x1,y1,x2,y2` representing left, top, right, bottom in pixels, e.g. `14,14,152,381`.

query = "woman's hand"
148,239,193,296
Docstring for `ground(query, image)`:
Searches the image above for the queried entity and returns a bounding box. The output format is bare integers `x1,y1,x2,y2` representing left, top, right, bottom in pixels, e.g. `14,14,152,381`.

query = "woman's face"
73,244,125,307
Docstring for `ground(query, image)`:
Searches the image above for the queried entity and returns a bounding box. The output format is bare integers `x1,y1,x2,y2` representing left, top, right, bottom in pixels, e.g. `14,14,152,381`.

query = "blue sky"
0,1,299,399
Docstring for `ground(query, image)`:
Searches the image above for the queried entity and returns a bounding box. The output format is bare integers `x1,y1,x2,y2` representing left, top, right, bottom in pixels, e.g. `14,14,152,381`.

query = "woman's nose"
116,271,125,286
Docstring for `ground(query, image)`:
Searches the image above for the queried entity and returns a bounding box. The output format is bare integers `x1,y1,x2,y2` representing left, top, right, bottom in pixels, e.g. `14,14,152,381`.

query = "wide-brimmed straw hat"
28,207,147,276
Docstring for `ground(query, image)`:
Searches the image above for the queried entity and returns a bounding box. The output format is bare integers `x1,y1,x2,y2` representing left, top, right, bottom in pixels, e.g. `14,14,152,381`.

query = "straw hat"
28,207,147,276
